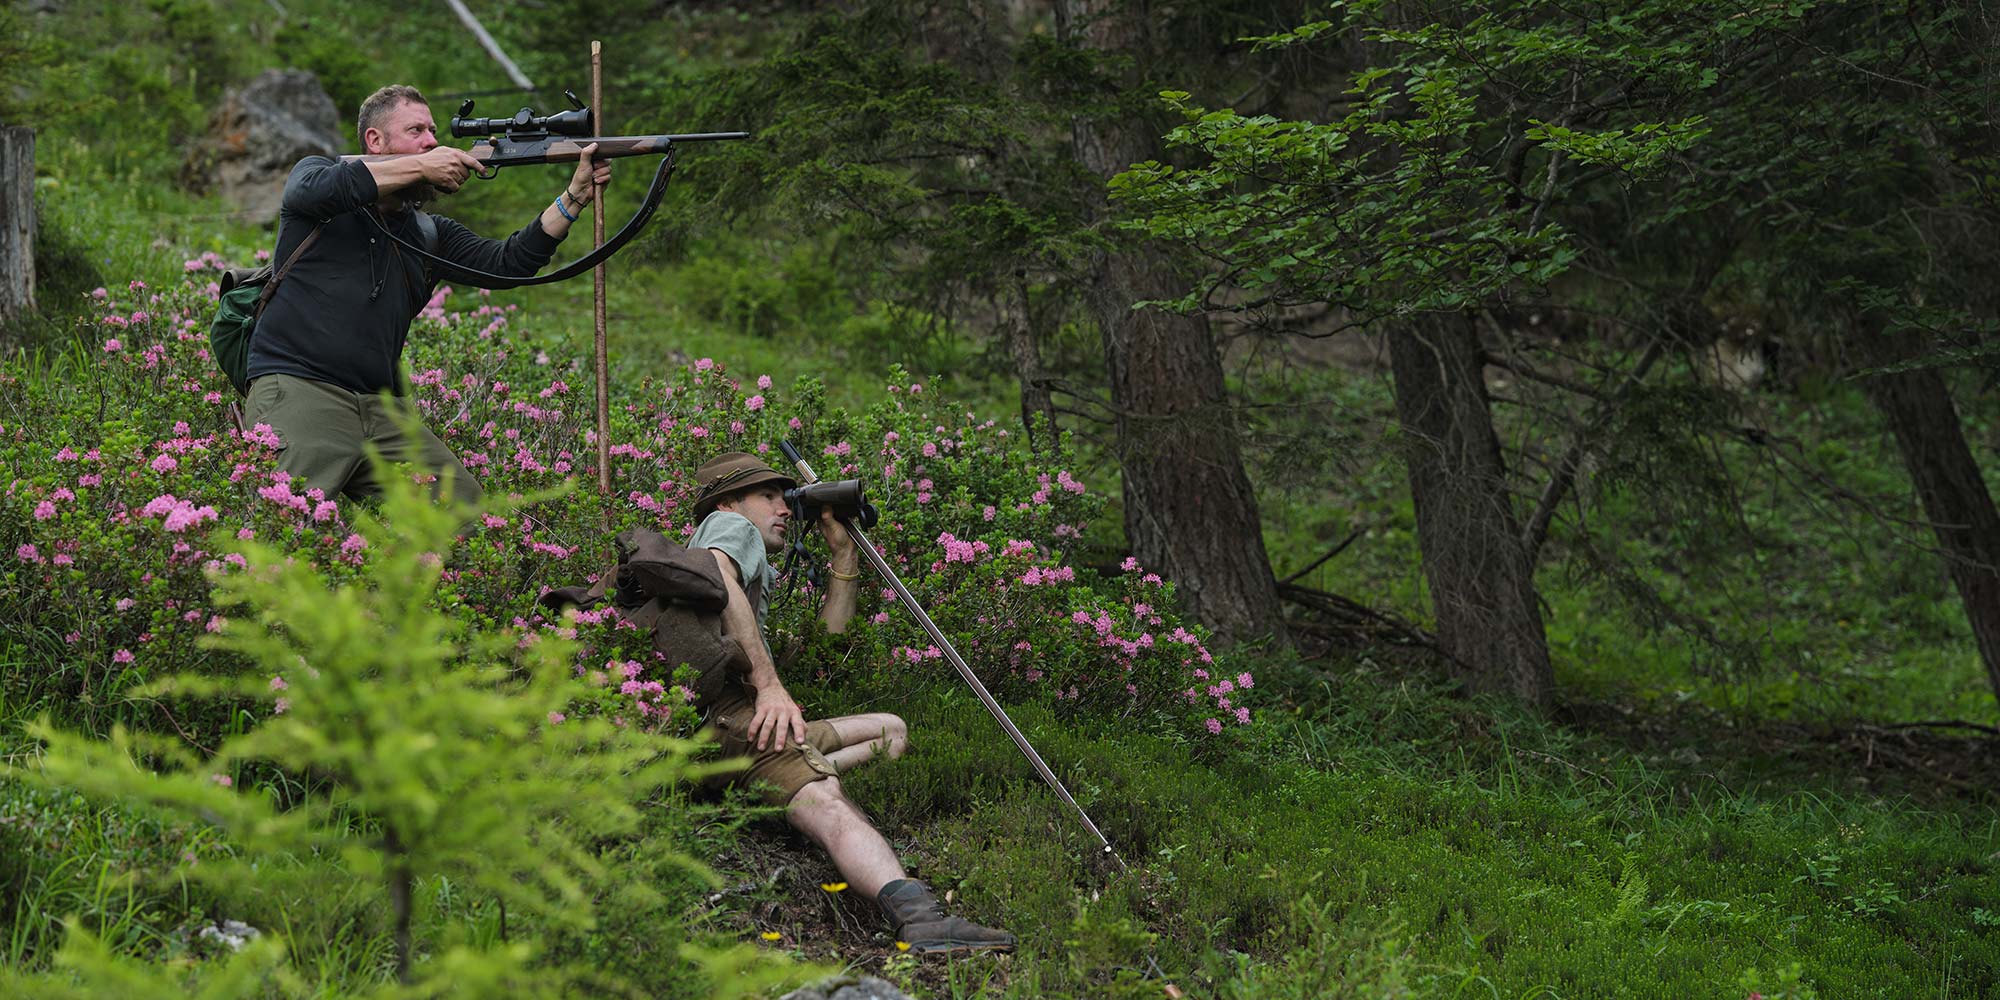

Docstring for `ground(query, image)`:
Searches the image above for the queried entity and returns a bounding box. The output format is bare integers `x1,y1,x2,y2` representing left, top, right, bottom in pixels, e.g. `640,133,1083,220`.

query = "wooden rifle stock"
466,132,749,174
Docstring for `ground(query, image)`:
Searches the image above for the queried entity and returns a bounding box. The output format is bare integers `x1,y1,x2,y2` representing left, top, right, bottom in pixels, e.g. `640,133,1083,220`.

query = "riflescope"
451,90,593,139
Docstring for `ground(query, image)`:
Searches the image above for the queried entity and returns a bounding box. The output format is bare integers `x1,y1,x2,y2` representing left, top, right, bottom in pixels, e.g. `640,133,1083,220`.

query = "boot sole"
906,940,1016,955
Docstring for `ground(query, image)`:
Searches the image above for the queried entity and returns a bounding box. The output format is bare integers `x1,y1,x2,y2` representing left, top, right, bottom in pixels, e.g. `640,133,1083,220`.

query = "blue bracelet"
554,193,578,223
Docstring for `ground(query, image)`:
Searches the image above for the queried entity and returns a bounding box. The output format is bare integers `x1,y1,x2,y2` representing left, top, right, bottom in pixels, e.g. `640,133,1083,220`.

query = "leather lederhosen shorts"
698,688,842,806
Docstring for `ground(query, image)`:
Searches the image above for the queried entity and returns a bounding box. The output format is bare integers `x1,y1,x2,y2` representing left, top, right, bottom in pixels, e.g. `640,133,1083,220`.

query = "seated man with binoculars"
687,451,1016,955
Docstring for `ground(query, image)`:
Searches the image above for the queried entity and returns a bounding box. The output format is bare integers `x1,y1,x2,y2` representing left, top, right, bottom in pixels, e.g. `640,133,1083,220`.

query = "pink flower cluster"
935,531,991,564
139,494,220,533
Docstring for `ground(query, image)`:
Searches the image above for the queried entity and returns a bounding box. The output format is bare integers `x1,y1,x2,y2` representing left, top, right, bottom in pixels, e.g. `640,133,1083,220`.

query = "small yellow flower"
760,932,782,941
820,881,849,892
895,941,911,952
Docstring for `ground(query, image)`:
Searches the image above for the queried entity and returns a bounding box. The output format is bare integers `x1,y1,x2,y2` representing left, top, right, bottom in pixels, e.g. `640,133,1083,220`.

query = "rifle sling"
252,224,324,322
361,148,677,290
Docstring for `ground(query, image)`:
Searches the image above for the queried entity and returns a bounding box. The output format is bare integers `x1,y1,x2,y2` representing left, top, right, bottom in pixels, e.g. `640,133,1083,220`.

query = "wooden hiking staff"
592,40,611,503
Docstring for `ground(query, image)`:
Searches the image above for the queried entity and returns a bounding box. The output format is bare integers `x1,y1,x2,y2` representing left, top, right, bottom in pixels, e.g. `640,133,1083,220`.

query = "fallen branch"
1872,719,2000,738
1279,528,1364,584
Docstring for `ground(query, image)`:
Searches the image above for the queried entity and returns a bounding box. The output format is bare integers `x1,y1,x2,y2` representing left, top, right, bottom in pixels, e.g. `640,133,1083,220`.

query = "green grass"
733,658,2000,997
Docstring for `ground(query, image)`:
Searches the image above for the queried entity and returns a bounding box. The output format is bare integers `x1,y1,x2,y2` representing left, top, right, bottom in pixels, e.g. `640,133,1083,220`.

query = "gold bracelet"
830,567,863,581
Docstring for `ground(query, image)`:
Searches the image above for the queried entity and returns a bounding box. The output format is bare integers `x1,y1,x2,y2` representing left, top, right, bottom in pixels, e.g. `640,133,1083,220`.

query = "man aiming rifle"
242,84,611,508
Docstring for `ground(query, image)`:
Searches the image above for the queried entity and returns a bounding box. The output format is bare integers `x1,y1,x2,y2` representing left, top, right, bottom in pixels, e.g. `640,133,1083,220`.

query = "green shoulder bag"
208,224,322,396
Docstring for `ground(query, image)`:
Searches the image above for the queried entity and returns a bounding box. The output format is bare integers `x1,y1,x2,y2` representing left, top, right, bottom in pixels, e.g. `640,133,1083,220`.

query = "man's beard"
401,182,445,208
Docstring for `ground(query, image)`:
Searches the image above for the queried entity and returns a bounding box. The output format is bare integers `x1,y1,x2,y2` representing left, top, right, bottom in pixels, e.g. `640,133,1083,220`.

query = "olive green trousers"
243,373,484,509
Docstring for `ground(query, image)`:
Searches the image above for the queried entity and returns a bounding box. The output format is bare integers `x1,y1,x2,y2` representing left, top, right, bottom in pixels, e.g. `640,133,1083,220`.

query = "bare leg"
785,776,905,898
821,712,906,774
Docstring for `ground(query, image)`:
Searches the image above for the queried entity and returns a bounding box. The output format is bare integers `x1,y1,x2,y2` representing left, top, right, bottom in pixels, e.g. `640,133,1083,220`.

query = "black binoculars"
785,479,879,530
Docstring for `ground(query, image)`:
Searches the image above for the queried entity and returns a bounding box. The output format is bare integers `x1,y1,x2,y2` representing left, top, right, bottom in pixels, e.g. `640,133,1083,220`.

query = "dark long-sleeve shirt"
247,156,563,394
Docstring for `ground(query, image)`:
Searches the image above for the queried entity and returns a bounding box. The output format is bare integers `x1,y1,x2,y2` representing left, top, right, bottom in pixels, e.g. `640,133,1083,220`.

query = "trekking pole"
777,441,1119,859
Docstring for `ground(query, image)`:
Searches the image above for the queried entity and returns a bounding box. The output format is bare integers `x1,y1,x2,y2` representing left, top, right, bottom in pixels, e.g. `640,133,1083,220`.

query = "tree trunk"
1008,273,1060,454
0,127,33,323
1856,320,2000,713
1389,312,1554,707
1059,0,1289,645
385,828,414,983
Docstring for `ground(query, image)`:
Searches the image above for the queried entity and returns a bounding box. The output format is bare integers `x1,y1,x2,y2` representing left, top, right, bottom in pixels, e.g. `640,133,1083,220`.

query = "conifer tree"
7,453,806,995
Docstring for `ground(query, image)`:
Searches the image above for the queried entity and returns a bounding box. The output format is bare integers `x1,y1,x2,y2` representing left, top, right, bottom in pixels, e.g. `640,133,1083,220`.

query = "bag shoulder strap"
614,528,729,610
252,223,324,320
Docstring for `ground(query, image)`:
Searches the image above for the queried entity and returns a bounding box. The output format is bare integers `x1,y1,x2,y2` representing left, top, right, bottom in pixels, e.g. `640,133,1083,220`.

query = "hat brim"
693,467,795,519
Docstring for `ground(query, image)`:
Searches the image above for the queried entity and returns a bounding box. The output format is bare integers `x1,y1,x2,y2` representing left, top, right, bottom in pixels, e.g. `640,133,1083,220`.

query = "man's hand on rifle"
563,142,613,209
750,682,808,751
414,146,484,193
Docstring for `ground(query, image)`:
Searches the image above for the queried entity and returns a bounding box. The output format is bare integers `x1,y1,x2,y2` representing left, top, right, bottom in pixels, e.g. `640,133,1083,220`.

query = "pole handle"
779,439,818,483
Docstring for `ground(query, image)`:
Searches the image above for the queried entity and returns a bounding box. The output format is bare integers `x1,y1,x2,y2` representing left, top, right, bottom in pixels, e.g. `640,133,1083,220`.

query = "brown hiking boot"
876,878,1016,954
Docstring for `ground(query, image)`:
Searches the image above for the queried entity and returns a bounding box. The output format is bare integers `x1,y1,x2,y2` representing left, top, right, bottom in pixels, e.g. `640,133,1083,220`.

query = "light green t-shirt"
691,510,775,629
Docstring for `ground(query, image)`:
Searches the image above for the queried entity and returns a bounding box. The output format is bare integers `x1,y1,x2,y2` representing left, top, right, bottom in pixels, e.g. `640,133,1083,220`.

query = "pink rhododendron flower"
150,453,178,473
15,543,41,563
32,500,56,521
113,649,134,664
757,374,773,389
102,339,122,352
745,394,765,411
1205,718,1223,735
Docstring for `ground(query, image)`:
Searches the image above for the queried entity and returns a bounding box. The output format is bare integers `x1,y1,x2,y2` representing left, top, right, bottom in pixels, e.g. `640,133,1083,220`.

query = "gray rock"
780,974,915,1000
195,919,261,952
187,69,343,225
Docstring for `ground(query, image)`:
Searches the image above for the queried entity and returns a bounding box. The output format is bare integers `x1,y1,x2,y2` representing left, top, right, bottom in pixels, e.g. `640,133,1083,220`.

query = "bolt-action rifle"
449,91,748,177
361,90,747,289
